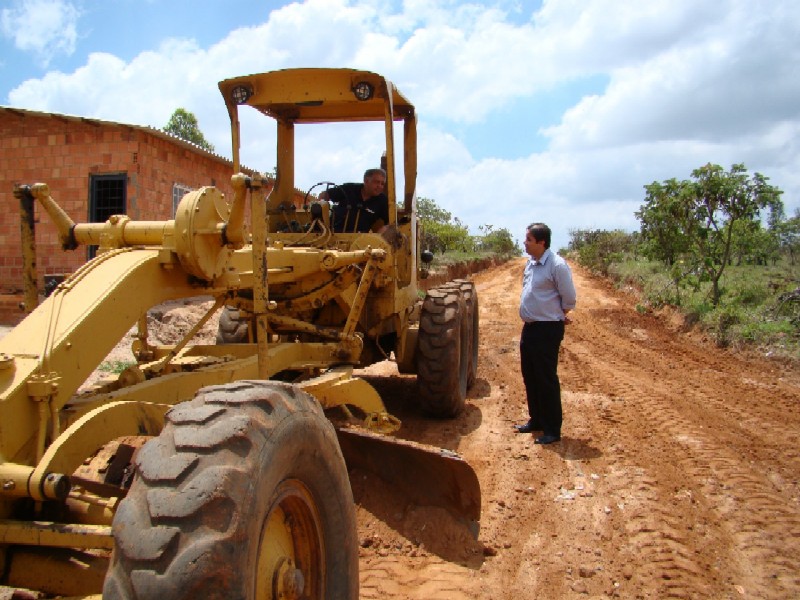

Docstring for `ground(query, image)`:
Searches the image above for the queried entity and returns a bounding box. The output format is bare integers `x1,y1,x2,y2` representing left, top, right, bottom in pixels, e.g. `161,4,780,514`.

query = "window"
88,173,127,259
173,183,193,215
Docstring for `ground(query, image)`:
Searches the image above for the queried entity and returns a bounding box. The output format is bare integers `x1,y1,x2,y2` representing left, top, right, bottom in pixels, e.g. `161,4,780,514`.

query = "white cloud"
1,0,80,66
5,0,800,248
8,39,209,126
543,1,800,151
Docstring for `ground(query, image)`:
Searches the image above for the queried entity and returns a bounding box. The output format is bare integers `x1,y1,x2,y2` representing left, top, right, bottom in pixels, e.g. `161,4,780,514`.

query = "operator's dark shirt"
327,183,389,233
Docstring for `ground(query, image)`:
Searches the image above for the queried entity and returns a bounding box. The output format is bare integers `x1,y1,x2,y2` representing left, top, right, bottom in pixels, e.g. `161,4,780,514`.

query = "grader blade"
336,427,481,527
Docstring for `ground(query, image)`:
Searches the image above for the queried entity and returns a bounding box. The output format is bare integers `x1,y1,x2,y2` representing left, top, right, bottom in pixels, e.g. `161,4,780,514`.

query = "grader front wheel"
104,381,358,599
255,479,325,598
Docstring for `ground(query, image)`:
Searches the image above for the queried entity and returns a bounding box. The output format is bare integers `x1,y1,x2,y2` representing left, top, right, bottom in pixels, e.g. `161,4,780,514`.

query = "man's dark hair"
527,223,551,249
363,168,386,181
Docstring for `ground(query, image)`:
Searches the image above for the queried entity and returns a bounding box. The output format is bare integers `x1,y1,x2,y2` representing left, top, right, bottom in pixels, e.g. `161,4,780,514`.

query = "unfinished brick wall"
1,109,239,295
0,108,314,324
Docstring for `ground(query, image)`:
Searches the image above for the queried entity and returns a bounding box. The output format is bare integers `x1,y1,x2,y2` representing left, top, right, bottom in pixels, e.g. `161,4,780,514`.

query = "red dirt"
353,257,800,599
2,258,799,599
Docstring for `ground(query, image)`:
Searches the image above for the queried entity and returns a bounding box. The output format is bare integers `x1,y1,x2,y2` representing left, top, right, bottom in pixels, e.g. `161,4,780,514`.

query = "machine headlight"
353,81,374,101
231,85,253,105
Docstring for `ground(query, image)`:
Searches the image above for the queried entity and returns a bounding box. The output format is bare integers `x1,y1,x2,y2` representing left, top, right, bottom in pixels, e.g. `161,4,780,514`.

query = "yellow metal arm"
29,183,78,250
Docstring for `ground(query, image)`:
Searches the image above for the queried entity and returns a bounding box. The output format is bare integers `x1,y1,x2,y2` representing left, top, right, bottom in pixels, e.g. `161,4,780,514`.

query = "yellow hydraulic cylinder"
0,462,70,501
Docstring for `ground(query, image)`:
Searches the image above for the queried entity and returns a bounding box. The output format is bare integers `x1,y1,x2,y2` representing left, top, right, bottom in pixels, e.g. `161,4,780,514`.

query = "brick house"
0,107,292,325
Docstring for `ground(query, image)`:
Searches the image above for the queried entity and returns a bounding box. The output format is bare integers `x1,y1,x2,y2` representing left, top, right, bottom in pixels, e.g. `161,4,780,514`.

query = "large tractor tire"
416,285,469,417
453,279,479,388
103,381,358,600
216,305,251,344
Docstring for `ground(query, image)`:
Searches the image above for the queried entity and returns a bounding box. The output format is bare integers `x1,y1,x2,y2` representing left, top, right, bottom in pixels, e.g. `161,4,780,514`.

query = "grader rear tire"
416,285,469,417
103,381,358,600
454,279,479,388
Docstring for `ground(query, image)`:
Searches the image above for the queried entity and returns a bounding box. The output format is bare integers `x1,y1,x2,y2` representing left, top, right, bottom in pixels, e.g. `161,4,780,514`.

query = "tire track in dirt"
591,305,800,462
360,559,473,600
562,347,724,597
355,258,800,599
562,269,800,599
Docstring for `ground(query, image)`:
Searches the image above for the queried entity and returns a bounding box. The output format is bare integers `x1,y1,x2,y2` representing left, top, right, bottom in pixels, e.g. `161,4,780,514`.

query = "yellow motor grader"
0,68,480,598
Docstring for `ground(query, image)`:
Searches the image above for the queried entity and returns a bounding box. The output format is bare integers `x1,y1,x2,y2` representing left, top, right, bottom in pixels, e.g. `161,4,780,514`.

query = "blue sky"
2,0,799,249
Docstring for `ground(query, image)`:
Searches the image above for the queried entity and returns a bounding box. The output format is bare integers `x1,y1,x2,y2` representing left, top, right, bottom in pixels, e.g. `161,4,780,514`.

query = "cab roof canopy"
219,68,415,123
219,67,418,214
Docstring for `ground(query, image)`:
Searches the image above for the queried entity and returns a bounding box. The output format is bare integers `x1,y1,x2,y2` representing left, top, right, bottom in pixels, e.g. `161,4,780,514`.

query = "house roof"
0,105,238,167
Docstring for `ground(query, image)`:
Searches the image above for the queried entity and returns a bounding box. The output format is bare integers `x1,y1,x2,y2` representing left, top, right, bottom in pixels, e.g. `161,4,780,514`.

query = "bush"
739,319,794,345
701,304,743,347
570,229,638,276
609,260,677,307
604,255,799,357
569,226,799,358
733,282,770,306
99,360,135,374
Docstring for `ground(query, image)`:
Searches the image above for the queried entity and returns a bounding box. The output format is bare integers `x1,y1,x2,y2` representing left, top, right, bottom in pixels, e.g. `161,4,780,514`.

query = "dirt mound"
145,298,219,345
422,256,507,290
80,298,220,389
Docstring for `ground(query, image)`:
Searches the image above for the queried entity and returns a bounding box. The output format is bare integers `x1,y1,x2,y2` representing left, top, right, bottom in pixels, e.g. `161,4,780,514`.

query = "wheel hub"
274,557,304,600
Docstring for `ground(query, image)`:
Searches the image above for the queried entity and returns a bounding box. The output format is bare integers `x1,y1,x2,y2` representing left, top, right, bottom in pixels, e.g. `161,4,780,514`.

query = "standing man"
319,168,389,233
515,223,577,445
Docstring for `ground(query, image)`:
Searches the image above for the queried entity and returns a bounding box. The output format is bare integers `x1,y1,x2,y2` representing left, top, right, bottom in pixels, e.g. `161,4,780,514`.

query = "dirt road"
354,257,800,599
2,257,798,599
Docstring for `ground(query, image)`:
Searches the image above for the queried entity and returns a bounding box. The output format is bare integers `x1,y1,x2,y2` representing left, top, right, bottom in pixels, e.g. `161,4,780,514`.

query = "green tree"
478,224,520,256
777,208,800,265
417,196,452,224
636,163,783,306
568,228,637,275
636,178,689,266
163,108,215,152
418,197,473,253
417,196,516,255
728,218,780,266
424,218,474,253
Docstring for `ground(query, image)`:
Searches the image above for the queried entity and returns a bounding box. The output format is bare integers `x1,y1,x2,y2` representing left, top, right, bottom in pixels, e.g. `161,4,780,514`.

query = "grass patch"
98,360,136,374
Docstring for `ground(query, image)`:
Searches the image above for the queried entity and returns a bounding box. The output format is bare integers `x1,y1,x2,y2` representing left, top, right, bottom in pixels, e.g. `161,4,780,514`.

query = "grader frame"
0,68,479,598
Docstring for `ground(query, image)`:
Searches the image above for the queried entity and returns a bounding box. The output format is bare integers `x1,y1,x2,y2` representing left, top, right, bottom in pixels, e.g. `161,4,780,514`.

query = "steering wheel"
303,181,338,208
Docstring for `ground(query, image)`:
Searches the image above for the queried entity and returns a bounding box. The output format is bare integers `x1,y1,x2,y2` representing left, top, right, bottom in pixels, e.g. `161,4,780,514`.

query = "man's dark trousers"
520,320,565,437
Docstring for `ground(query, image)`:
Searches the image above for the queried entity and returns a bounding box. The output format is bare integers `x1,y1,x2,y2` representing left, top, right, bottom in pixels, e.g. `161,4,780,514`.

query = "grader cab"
0,68,480,598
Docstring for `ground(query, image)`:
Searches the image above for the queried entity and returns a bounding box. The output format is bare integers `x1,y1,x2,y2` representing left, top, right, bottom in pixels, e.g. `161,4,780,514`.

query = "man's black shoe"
514,421,542,434
534,434,561,445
